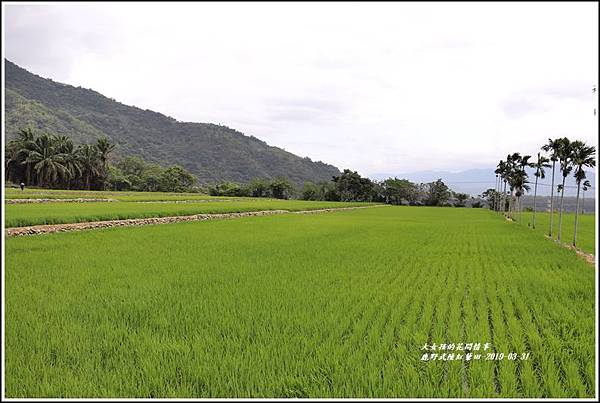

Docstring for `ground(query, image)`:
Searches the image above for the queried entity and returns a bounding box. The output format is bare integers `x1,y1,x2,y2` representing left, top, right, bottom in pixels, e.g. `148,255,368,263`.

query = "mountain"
371,168,596,197
4,60,340,185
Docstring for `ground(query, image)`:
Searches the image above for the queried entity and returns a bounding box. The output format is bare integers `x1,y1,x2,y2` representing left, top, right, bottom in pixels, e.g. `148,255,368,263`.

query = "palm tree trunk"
512,192,516,219
103,161,108,191
497,177,501,212
495,176,500,211
503,181,507,213
25,163,32,185
557,175,567,242
86,172,91,190
532,175,539,229
39,171,46,188
548,161,556,236
581,190,585,215
573,181,581,247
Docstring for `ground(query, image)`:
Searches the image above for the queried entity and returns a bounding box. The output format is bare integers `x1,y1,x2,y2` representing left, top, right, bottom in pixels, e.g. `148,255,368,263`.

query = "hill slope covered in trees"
4,60,340,184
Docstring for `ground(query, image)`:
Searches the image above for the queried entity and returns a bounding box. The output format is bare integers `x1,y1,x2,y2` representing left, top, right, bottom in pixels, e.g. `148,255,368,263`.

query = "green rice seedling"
5,199,376,227
4,187,220,201
5,207,595,398
519,211,595,254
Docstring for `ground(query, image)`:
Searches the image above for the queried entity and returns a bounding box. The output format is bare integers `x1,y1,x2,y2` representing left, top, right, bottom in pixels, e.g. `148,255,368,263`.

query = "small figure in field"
20,182,25,191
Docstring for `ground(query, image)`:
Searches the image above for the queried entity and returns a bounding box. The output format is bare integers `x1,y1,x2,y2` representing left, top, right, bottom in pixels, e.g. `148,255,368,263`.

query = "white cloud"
4,2,598,177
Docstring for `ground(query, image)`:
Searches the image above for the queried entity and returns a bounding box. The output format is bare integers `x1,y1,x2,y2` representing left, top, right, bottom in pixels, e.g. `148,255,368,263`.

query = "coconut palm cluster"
5,128,115,190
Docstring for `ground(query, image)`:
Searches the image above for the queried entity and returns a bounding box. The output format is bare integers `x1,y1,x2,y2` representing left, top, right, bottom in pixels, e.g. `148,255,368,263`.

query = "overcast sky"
3,2,598,177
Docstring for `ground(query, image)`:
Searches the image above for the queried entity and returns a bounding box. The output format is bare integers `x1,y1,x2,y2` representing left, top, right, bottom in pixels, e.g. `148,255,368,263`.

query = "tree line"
483,137,595,248
207,177,294,199
109,156,197,193
208,169,475,206
300,170,473,206
5,128,197,192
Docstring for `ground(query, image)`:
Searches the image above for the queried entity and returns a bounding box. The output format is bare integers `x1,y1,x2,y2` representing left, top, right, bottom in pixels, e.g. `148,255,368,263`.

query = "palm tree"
494,160,507,212
581,179,591,215
506,153,524,219
25,134,68,187
494,173,499,210
555,138,573,242
501,157,513,214
494,169,500,211
12,128,37,185
531,152,551,229
96,137,115,168
503,153,531,222
511,170,530,222
5,140,21,182
78,144,101,190
517,154,533,222
53,135,72,153
96,137,116,190
570,141,596,247
503,154,516,217
541,138,561,237
58,139,82,189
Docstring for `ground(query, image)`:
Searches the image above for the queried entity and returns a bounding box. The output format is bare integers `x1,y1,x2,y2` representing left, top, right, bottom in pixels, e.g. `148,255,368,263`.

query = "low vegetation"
4,187,223,202
519,211,595,255
5,199,374,227
5,207,594,398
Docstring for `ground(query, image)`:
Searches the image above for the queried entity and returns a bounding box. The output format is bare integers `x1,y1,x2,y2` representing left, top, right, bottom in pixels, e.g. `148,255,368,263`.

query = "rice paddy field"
4,203,596,398
4,187,231,202
5,199,370,227
517,211,596,255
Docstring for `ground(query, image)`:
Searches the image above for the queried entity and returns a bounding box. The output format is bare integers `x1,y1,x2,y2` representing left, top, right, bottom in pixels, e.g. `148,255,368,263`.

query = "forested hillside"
5,60,340,184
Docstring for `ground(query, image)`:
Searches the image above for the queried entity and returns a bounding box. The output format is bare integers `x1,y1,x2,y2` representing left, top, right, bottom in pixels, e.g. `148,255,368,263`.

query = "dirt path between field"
5,205,387,237
563,245,595,266
576,250,595,265
6,198,117,204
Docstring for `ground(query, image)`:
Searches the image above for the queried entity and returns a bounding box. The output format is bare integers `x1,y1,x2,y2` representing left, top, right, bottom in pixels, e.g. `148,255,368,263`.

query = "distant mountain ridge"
4,59,341,184
371,168,596,197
